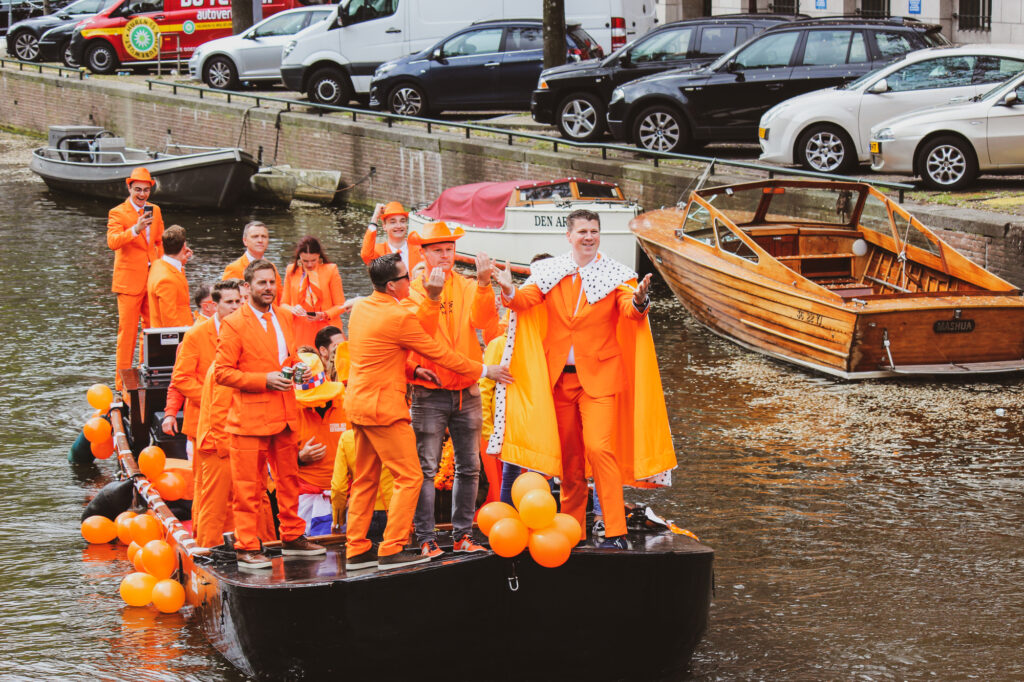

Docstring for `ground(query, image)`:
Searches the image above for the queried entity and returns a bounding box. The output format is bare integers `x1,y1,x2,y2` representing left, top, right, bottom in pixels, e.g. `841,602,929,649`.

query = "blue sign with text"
909,0,921,14
816,0,826,8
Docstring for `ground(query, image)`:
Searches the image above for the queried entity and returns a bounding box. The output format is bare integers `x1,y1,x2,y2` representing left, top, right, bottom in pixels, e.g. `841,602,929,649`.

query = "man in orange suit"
495,209,652,549
214,259,326,569
107,167,164,390
222,220,282,302
147,224,194,328
360,201,422,271
343,253,512,570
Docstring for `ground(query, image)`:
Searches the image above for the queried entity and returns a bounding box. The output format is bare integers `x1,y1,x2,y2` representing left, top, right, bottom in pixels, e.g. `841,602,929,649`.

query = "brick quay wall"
3,67,1023,285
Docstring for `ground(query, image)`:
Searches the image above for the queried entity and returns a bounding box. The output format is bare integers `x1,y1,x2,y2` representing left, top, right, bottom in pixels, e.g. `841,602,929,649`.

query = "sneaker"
281,535,327,557
592,519,605,538
377,548,431,569
598,535,630,550
453,534,487,553
345,547,378,570
236,550,273,569
420,540,443,559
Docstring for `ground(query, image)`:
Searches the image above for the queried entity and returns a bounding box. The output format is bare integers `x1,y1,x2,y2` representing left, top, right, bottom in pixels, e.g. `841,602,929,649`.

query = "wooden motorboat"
410,178,643,274
100,373,713,680
632,179,1024,379
30,125,257,209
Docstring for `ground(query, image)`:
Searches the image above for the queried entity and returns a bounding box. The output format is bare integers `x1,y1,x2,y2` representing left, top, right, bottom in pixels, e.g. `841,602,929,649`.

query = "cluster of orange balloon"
80,510,186,613
137,445,191,502
477,472,581,568
82,384,116,460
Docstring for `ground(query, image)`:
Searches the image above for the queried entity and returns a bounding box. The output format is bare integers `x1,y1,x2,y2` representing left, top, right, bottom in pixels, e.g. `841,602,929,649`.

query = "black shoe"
345,547,378,570
236,550,273,569
281,534,326,557
598,535,630,550
378,548,431,569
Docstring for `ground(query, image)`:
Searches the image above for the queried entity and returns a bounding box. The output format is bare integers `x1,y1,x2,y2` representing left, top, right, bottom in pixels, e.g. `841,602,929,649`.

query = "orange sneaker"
420,540,443,558
453,534,486,553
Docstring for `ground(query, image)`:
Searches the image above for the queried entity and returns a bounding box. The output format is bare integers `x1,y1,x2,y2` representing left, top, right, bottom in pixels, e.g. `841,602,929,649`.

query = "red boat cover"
418,180,526,229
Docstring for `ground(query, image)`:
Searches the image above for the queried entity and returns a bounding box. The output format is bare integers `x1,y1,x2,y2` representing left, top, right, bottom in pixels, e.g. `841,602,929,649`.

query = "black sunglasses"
388,273,410,283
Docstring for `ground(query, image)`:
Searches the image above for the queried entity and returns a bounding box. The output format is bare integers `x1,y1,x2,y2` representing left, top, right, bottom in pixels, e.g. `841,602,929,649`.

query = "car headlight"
373,62,396,79
537,77,548,90
874,127,895,141
610,87,624,105
283,39,297,59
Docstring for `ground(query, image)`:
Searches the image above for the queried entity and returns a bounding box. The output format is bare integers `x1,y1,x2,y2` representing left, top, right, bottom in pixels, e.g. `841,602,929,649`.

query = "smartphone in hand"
306,311,318,319
142,205,154,216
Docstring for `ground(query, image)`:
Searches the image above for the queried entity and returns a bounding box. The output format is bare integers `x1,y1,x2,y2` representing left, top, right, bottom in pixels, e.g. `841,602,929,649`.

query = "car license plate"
870,141,880,154
758,127,768,140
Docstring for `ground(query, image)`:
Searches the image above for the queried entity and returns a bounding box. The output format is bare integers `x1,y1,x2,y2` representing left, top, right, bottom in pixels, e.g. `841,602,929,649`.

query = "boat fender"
81,479,135,521
68,431,94,464
165,498,193,522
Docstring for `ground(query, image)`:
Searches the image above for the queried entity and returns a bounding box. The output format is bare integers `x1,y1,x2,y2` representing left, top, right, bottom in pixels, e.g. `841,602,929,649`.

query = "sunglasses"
388,273,410,283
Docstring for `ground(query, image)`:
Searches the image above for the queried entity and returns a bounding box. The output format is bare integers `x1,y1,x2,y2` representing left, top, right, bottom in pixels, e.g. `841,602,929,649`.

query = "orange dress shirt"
296,402,347,490
107,199,164,295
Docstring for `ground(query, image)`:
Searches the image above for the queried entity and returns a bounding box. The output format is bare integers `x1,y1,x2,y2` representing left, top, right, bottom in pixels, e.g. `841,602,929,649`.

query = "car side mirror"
244,31,258,40
1002,91,1019,106
619,51,633,67
867,78,889,94
432,48,446,63
726,59,739,73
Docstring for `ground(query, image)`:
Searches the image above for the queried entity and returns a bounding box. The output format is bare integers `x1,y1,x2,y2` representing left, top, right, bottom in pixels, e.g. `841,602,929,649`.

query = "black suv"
606,17,948,153
532,13,801,142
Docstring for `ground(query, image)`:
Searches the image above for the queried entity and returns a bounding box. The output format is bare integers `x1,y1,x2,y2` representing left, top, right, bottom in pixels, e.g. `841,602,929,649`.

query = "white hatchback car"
758,45,1024,174
189,6,334,90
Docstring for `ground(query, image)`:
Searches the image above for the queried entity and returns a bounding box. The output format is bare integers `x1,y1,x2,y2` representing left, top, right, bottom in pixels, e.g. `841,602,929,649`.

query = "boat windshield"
576,182,621,200
701,185,864,226
519,182,572,201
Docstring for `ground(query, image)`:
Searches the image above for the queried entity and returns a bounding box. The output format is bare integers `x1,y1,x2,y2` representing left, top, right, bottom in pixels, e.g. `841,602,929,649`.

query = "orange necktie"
569,272,583,318
261,312,279,361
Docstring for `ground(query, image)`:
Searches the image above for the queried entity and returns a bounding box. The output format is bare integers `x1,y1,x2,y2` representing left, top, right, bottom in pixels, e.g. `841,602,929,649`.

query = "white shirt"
213,312,221,335
389,241,410,270
249,302,288,364
160,254,183,272
244,250,261,263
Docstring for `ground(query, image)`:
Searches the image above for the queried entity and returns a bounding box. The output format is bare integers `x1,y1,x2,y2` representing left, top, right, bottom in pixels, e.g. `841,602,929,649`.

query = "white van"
279,0,655,106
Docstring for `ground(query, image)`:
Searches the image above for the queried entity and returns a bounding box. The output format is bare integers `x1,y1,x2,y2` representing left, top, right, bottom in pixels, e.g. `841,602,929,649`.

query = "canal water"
1,131,1022,680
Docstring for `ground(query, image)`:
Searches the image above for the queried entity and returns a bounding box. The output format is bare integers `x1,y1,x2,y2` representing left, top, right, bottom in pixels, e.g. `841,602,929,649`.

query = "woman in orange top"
282,236,346,347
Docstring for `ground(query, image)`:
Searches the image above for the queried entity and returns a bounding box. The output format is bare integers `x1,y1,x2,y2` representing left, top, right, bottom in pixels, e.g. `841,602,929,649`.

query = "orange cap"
380,201,408,221
125,167,155,187
409,221,465,246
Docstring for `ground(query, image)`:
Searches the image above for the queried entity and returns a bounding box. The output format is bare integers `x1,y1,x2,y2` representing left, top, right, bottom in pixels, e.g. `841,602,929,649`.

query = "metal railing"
0,55,86,78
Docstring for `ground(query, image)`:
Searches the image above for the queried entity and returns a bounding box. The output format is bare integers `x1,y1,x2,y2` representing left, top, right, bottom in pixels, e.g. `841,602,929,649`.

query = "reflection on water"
1,131,1022,680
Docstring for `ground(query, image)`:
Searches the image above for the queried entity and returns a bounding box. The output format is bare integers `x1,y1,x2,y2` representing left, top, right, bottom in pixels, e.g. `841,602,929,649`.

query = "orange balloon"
488,517,529,558
528,526,572,568
82,416,112,444
550,513,583,547
91,438,115,459
119,572,157,607
87,383,114,412
127,541,142,561
130,514,163,546
518,488,557,530
81,515,118,544
151,579,186,613
141,540,177,580
154,470,186,502
511,471,550,510
115,511,138,544
132,548,148,572
176,467,194,501
477,501,518,536
138,446,166,480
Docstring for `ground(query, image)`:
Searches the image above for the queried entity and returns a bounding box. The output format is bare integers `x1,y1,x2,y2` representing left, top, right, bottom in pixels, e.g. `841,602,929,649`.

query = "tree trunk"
543,0,566,70
232,0,255,35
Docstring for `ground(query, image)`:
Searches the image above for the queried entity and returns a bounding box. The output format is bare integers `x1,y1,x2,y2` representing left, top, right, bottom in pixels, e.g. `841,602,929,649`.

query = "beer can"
293,362,309,384
280,366,294,382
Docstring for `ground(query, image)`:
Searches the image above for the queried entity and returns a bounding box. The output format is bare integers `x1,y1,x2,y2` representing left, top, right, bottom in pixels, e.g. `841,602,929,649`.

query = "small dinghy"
30,125,257,209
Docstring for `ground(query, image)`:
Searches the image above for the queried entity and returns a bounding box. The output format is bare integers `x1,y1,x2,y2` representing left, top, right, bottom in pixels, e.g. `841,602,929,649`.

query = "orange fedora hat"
125,167,155,187
380,201,408,220
409,221,465,246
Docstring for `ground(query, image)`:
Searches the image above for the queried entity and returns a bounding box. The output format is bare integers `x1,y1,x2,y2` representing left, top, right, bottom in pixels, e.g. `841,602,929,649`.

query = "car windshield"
979,75,1024,101
706,43,744,71
65,0,116,12
838,64,886,90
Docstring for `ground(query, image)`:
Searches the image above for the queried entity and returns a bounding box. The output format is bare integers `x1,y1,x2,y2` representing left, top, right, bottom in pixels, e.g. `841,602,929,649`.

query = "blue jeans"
500,462,523,506
411,385,482,543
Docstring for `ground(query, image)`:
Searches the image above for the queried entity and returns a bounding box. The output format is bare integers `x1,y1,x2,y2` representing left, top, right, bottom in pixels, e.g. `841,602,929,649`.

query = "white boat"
409,178,643,273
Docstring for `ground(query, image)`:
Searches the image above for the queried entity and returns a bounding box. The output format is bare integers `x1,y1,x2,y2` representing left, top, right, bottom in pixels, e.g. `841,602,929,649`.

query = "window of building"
958,0,993,31
859,0,890,18
769,0,799,13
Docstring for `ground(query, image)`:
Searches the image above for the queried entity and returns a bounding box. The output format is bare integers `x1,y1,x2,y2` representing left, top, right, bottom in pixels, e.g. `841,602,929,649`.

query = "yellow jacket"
330,429,394,528
479,333,506,440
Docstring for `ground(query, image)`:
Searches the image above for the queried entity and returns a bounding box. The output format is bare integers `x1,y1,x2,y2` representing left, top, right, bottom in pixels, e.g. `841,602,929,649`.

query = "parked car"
1,0,64,36
870,70,1024,190
188,6,333,90
4,0,101,61
532,13,801,142
759,45,1024,174
369,19,601,117
37,14,84,64
606,16,948,153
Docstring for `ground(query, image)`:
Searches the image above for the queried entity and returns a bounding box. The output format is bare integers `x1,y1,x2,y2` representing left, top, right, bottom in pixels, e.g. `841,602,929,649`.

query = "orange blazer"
196,363,233,453
222,253,282,304
169,315,219,437
509,278,647,398
360,229,423,270
214,304,299,436
107,200,164,295
403,272,497,391
147,258,193,328
344,291,483,426
282,262,346,319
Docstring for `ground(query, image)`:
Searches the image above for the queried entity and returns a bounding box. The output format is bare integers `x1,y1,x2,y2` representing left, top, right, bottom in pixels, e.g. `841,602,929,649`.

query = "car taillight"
611,16,626,50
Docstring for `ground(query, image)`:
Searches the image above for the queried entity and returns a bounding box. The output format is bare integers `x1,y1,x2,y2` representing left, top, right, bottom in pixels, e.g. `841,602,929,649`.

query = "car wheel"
797,124,856,174
917,135,978,191
632,105,689,153
203,56,239,90
12,30,40,61
85,41,118,75
388,82,427,116
307,67,353,107
61,39,79,68
557,92,605,142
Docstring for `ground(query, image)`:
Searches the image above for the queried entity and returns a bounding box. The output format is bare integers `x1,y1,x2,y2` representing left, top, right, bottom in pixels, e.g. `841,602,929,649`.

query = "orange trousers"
115,291,150,390
346,422,423,558
229,429,305,551
193,445,275,547
479,437,501,505
553,372,627,537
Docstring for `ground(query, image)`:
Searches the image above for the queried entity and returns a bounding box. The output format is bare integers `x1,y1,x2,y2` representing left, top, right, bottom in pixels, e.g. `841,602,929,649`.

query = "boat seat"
94,137,127,163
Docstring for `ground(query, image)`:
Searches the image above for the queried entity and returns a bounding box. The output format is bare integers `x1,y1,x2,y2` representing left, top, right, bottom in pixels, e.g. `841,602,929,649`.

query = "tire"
61,39,79,68
307,67,352,107
387,82,428,116
797,124,856,174
556,91,605,142
203,55,239,90
85,41,118,75
12,30,40,62
632,105,689,153
916,135,978,191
